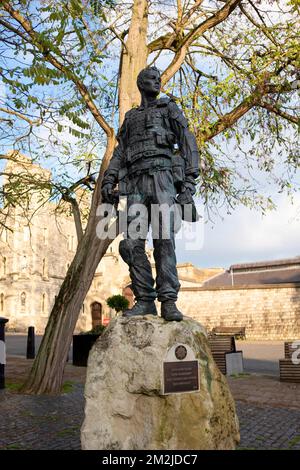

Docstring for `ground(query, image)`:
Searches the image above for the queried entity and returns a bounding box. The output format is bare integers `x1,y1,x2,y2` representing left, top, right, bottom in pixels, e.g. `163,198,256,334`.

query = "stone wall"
177,284,300,340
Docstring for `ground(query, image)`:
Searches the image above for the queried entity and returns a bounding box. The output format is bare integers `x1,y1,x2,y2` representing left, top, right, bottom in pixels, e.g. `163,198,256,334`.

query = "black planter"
72,334,100,367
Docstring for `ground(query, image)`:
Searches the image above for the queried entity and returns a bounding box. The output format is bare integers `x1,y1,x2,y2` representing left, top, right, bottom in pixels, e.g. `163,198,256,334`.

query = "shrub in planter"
106,295,129,314
73,325,106,367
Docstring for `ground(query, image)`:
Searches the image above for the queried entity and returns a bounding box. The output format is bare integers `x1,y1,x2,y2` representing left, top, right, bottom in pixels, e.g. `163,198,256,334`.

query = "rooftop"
203,256,300,287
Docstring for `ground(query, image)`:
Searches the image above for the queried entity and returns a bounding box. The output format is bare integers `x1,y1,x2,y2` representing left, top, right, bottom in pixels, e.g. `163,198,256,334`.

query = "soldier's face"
140,71,161,96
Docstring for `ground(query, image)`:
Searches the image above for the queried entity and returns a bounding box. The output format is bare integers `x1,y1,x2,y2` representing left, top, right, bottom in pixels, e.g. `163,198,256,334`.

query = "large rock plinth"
81,316,239,450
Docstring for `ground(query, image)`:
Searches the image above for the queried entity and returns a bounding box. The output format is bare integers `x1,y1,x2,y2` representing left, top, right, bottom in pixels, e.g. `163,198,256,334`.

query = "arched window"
0,293,4,312
3,257,7,276
21,292,26,307
91,302,102,328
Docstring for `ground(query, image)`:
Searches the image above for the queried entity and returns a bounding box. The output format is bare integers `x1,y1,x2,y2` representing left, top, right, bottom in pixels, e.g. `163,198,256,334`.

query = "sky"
175,191,300,269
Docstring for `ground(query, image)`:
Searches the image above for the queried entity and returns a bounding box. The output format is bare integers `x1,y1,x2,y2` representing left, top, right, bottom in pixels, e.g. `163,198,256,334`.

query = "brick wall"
177,284,300,340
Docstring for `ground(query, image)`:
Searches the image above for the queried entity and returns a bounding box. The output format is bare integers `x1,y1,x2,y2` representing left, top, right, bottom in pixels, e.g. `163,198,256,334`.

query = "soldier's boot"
122,300,158,318
161,301,183,322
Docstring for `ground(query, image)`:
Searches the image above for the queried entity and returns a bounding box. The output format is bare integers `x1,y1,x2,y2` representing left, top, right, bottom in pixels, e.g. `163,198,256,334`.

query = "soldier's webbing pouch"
118,166,128,195
171,153,185,190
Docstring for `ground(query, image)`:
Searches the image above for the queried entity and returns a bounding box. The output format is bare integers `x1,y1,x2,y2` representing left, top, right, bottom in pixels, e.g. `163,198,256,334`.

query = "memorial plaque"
163,343,199,394
163,360,199,394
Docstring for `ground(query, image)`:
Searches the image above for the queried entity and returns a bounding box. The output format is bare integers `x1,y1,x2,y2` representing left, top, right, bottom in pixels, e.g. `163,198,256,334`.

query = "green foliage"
0,0,299,220
5,381,23,392
62,380,75,393
229,373,251,379
0,0,115,222
176,0,299,214
3,443,25,450
288,435,300,449
106,295,129,313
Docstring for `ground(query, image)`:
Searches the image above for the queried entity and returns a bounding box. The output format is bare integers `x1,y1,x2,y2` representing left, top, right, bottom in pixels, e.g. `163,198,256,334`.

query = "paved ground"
236,402,300,450
6,335,43,357
1,357,300,450
0,385,83,450
6,334,72,359
227,373,300,410
1,383,300,450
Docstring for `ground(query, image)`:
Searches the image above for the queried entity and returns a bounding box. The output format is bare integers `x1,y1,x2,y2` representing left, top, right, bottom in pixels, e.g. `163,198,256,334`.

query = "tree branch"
200,76,299,142
0,107,41,125
161,0,242,85
181,0,205,26
201,94,258,142
61,193,83,242
1,2,114,138
239,2,278,46
259,102,298,124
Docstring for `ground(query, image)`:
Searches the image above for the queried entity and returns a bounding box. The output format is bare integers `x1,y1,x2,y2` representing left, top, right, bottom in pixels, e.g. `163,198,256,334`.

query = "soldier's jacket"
102,97,200,194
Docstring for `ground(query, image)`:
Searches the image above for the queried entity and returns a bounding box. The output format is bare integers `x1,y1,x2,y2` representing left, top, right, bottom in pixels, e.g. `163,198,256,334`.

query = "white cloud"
176,192,300,268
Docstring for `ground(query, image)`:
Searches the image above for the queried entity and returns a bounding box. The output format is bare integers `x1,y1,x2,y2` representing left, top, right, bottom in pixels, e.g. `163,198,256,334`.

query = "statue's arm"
101,119,128,203
101,119,127,189
102,145,123,187
168,101,200,194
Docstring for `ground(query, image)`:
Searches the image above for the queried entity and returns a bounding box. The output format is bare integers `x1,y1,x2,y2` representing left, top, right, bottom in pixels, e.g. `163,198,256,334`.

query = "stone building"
177,258,300,340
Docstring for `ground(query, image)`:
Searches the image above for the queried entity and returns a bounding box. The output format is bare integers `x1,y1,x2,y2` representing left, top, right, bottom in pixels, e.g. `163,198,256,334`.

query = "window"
42,293,46,314
1,229,8,243
23,226,30,242
21,255,27,273
42,258,47,277
21,292,26,307
68,235,75,252
43,227,48,245
2,257,7,276
0,293,4,312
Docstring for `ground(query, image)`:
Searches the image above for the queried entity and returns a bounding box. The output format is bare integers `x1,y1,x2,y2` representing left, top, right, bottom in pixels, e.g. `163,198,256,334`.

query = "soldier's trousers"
119,169,181,302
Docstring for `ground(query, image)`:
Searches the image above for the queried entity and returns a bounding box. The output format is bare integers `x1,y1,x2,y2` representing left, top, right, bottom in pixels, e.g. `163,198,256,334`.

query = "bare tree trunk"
118,0,149,123
22,2,150,395
22,137,116,394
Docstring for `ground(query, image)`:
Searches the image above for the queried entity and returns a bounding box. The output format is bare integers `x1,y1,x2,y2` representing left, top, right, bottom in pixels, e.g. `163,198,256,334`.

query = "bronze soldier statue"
101,66,200,321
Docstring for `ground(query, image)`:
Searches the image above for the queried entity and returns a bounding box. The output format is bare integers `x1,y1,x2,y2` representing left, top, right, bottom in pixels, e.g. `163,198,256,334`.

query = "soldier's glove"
101,183,115,205
180,180,196,196
176,187,193,205
176,187,200,222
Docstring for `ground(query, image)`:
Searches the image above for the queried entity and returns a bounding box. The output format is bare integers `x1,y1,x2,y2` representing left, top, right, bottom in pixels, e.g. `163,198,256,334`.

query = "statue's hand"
101,183,115,204
179,181,196,196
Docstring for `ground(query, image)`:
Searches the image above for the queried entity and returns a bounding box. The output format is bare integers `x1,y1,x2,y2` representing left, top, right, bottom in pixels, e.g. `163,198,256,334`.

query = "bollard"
0,317,9,389
26,326,35,359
